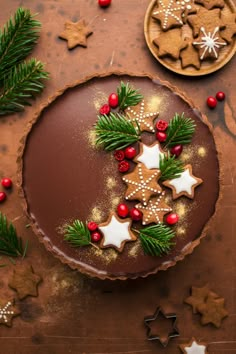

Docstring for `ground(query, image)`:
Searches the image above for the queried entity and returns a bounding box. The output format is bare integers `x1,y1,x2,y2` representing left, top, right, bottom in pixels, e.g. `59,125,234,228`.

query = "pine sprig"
0,212,27,257
117,81,143,110
0,59,48,115
0,8,41,80
95,112,141,151
159,153,184,181
164,113,196,148
64,220,99,250
137,223,175,256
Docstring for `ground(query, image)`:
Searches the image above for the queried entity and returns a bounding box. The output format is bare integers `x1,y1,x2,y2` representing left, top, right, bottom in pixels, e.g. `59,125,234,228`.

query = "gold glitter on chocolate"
198,146,207,157
106,177,117,190
128,240,142,258
87,129,97,149
89,206,104,223
93,90,108,111
176,226,186,237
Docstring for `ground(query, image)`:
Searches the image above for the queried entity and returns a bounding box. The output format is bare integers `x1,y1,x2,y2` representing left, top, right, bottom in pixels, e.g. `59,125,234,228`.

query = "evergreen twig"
64,220,99,250
0,59,48,115
164,113,196,148
135,223,175,256
117,81,143,110
159,153,184,181
95,112,141,151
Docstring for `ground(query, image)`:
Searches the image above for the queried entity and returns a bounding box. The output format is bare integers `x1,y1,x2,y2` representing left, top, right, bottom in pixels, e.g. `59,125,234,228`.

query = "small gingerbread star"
59,19,93,49
152,0,185,31
184,284,218,313
153,29,188,60
0,298,20,327
99,213,136,252
220,13,236,43
163,164,203,200
125,100,159,133
134,142,164,170
180,40,201,69
136,192,172,225
187,7,223,37
195,0,224,10
197,294,228,328
8,264,42,300
179,338,209,353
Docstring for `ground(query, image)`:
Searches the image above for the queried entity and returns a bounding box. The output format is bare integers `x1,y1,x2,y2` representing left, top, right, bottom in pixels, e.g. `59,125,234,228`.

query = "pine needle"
117,81,143,110
159,153,184,181
164,113,196,148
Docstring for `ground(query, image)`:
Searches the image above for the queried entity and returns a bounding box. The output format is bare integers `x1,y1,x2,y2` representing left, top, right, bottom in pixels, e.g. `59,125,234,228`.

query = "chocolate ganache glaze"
19,73,219,280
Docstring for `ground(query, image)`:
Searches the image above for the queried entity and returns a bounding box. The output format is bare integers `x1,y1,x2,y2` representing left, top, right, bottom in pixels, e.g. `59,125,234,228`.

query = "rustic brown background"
0,1,235,353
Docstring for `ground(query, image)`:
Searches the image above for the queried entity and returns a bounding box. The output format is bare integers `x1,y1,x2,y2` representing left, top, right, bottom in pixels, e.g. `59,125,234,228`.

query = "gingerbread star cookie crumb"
8,264,42,300
179,337,209,353
180,40,201,69
197,293,228,328
153,28,188,60
0,298,20,327
59,19,93,49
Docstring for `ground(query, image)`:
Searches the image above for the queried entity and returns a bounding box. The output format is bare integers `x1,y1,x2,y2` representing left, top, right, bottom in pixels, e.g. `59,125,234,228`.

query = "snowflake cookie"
193,27,227,60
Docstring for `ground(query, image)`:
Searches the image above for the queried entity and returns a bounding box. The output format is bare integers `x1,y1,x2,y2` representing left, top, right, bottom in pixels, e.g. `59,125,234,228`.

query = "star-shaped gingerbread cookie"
99,213,136,252
8,265,42,300
197,294,228,328
163,164,202,199
136,192,172,225
125,100,158,133
193,27,226,60
152,0,185,31
187,7,224,37
134,142,164,170
122,163,162,205
153,29,188,60
184,284,218,313
220,13,236,43
0,298,20,327
195,0,224,10
179,338,209,353
59,19,93,49
180,40,201,69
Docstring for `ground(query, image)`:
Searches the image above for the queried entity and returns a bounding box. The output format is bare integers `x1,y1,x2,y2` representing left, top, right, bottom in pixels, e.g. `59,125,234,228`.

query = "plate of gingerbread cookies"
144,0,236,75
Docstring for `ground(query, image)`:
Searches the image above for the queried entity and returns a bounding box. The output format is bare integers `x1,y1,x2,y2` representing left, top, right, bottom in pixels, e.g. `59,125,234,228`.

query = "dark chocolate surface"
22,75,219,278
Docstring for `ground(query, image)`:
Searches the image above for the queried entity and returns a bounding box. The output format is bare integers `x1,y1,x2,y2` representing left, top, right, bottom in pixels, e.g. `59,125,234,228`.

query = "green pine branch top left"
0,7,49,115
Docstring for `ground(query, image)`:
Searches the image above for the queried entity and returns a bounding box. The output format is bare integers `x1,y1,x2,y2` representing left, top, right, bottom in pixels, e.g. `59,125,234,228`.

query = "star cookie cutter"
144,307,179,347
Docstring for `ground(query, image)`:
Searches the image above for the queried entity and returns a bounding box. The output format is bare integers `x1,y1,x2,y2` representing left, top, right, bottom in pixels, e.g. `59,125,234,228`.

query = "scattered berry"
124,146,136,159
166,213,179,225
130,208,142,221
114,150,125,161
156,119,168,131
108,93,119,108
170,144,183,157
1,178,12,189
216,91,225,101
91,231,102,242
0,191,6,203
99,104,111,115
87,221,98,232
156,131,167,142
117,203,129,218
98,0,111,7
118,160,130,173
207,96,217,108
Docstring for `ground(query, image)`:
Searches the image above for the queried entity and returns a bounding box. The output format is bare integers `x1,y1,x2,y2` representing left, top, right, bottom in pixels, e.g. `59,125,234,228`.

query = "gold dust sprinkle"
90,247,118,264
93,90,108,111
128,240,141,258
146,93,168,113
176,226,186,237
87,129,97,149
197,146,207,157
110,193,122,210
175,203,186,217
89,206,104,223
106,177,117,190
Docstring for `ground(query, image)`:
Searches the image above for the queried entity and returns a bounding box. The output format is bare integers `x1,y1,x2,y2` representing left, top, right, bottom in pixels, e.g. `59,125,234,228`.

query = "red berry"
118,160,130,173
166,213,179,225
87,221,98,232
91,231,102,242
0,191,6,203
170,144,183,157
1,178,12,189
156,131,167,142
99,104,111,115
156,119,168,131
117,203,129,218
124,146,136,159
207,96,217,108
108,93,119,108
98,0,111,7
130,208,142,221
216,91,225,101
114,150,125,161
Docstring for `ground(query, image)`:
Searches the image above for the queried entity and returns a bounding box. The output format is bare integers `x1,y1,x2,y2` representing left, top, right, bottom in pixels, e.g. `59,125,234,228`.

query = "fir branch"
159,153,184,181
117,81,143,110
0,212,27,257
164,113,196,148
95,112,141,151
0,59,48,115
0,7,41,80
64,220,99,249
136,223,175,256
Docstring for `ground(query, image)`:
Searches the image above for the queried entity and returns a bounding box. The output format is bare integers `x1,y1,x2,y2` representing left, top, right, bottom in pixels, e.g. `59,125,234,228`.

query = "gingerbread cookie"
0,298,20,327
153,28,188,59
220,12,236,43
180,40,201,69
193,27,227,60
162,164,203,200
179,338,209,353
195,0,224,10
197,293,228,328
122,163,162,205
99,213,136,252
184,284,218,313
8,264,42,300
187,7,223,37
59,19,93,49
125,100,158,133
152,0,185,30
134,142,164,170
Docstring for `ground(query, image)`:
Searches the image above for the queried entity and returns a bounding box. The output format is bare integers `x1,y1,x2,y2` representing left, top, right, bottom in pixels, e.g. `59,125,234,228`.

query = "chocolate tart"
18,73,220,280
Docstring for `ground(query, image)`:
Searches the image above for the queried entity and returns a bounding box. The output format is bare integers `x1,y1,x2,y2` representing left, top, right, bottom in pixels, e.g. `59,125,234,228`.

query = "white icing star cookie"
99,213,136,252
163,164,203,199
134,142,165,170
179,337,208,353
125,100,158,133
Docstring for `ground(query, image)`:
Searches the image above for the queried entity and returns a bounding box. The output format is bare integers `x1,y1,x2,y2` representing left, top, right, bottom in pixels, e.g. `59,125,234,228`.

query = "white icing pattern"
184,340,207,354
136,142,164,169
0,301,14,323
193,27,227,60
99,214,134,249
167,167,201,196
153,0,185,29
126,100,158,133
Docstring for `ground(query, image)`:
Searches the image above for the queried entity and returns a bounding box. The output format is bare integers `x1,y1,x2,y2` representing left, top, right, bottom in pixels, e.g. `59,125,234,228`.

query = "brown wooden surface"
0,1,235,353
